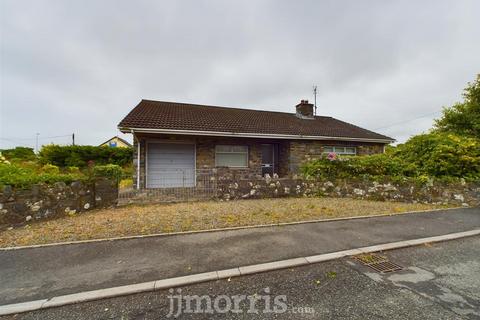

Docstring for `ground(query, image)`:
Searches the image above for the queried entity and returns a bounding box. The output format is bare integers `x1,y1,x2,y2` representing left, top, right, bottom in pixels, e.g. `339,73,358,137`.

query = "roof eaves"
118,126,395,144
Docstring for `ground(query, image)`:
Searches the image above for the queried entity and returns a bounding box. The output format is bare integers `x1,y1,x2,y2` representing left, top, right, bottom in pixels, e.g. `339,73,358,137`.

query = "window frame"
323,146,357,155
215,145,249,168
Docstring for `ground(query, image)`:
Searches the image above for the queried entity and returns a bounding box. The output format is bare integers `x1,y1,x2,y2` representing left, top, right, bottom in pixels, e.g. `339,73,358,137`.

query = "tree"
434,74,480,137
393,132,480,179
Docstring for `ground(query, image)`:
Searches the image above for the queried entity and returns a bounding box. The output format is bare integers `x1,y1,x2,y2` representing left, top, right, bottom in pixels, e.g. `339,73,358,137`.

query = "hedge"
302,132,480,182
0,163,125,189
390,133,480,179
0,163,85,189
93,164,123,181
39,145,133,168
0,147,36,162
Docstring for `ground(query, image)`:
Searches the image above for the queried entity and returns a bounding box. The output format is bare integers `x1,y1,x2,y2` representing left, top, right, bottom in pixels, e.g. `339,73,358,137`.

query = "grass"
0,197,451,248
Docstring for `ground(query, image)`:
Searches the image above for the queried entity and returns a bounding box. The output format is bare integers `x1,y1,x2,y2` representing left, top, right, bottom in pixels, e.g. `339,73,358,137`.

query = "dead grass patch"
0,197,451,248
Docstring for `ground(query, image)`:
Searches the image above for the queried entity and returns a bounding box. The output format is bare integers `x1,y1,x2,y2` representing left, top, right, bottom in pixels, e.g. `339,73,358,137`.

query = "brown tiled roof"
118,100,394,142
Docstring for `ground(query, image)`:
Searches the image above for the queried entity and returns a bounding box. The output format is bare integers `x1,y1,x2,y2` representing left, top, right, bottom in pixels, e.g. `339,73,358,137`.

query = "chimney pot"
295,99,314,119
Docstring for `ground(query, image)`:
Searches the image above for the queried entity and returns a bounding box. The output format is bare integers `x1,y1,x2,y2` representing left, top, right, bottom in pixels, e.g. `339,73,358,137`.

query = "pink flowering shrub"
327,152,337,161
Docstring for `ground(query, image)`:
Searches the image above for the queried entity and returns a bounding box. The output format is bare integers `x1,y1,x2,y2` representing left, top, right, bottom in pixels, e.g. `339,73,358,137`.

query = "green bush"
41,164,60,174
0,147,36,162
392,133,480,179
301,132,480,181
0,163,85,189
121,164,133,179
66,166,81,174
302,154,410,180
0,153,10,165
39,145,133,168
93,164,123,181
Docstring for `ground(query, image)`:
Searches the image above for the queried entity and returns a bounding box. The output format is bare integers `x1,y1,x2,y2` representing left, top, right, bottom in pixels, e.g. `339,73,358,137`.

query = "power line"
373,111,442,131
38,134,72,140
0,134,72,141
0,137,25,144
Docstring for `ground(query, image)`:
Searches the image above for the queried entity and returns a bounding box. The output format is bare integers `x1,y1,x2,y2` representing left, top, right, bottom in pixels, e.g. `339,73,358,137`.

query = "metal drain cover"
354,253,403,273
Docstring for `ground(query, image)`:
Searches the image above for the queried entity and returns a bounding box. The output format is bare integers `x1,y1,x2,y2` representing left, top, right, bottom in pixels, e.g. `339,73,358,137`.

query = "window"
323,146,356,155
215,145,248,167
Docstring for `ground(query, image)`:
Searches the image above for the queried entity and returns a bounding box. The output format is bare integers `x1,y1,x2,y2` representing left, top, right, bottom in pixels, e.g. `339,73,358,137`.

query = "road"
1,207,479,305
3,234,479,319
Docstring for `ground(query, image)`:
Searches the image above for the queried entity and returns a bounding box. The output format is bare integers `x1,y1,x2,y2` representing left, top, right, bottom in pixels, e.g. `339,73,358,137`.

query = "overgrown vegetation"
0,147,36,162
434,74,480,138
0,163,86,188
302,133,480,182
93,164,124,181
302,74,480,183
0,145,132,188
38,145,133,167
0,162,127,188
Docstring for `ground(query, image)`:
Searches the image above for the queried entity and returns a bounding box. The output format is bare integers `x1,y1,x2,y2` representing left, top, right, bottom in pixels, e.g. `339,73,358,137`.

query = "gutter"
118,127,395,144
131,129,140,189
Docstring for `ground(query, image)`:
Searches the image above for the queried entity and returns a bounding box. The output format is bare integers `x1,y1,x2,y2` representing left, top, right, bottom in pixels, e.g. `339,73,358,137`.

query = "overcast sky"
1,0,479,149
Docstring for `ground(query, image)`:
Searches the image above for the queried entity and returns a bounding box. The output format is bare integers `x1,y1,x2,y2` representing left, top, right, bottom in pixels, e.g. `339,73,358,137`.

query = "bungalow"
99,136,132,148
118,99,394,189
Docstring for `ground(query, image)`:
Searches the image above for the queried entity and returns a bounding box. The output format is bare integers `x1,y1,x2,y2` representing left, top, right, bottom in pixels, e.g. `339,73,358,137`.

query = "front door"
261,144,276,177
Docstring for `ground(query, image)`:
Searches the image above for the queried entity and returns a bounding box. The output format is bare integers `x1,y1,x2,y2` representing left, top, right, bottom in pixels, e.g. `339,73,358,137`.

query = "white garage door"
146,143,195,188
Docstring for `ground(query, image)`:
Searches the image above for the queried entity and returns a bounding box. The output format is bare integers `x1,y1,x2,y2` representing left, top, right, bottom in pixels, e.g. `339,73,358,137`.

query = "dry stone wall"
0,178,118,227
217,175,480,207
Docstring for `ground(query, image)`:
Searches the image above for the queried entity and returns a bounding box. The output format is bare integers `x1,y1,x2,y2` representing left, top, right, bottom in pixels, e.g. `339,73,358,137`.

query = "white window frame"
215,145,249,168
323,146,357,155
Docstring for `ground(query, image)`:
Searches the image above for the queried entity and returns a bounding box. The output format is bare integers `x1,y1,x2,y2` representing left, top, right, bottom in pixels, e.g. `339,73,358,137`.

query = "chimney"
295,99,314,119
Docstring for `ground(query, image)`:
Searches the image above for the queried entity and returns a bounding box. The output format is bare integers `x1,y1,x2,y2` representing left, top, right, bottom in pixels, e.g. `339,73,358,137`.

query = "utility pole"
72,133,75,146
313,85,318,116
35,133,40,153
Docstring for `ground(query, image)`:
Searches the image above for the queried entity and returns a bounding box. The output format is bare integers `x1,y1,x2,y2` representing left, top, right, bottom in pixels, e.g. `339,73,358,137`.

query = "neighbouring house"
118,99,394,189
99,136,132,148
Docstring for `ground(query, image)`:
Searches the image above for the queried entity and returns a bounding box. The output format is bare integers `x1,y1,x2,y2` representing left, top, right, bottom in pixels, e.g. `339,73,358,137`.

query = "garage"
146,143,195,188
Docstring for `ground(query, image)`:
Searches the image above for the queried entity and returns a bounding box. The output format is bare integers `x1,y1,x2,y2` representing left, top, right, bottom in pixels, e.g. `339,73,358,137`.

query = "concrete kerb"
0,206,464,251
40,281,156,309
0,300,48,316
239,258,309,276
1,228,479,316
154,272,218,291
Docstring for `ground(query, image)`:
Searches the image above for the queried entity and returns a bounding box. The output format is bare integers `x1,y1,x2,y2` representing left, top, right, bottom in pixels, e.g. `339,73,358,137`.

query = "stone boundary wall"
217,176,480,207
0,178,118,227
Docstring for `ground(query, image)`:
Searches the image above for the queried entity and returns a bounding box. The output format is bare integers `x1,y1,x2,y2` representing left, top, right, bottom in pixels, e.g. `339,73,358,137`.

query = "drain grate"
355,253,388,264
365,260,403,273
354,253,403,273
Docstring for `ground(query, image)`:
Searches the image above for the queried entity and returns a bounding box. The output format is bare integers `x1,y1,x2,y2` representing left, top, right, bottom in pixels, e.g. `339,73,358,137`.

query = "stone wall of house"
289,141,323,172
133,134,285,186
196,137,263,179
277,142,290,177
288,140,385,172
0,178,118,227
217,176,480,206
131,133,387,189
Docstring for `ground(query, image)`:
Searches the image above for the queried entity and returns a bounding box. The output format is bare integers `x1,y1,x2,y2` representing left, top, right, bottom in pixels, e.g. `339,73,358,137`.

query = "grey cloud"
1,0,479,149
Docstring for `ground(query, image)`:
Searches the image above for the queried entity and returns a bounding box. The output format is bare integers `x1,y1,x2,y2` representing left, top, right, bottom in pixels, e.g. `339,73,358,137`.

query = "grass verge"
0,197,451,248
